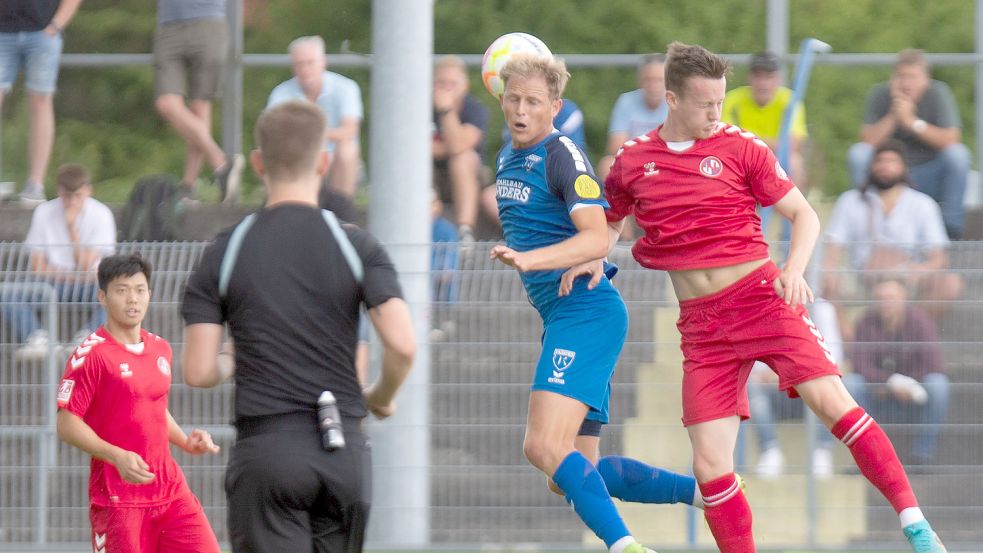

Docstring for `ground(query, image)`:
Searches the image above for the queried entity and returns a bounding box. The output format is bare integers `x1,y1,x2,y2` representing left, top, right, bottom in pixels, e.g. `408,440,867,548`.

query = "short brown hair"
500,53,569,100
56,164,90,192
896,48,928,68
254,101,326,182
664,41,729,97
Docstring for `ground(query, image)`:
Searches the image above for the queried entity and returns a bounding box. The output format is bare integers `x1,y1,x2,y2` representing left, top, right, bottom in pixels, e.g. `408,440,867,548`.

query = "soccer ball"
481,32,553,99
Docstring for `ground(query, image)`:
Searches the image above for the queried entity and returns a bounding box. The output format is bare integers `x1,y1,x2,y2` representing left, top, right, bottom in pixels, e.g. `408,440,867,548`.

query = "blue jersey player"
489,53,701,553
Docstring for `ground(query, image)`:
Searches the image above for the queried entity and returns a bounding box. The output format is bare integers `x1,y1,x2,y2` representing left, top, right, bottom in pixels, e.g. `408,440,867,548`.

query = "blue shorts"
530,277,628,424
0,31,63,94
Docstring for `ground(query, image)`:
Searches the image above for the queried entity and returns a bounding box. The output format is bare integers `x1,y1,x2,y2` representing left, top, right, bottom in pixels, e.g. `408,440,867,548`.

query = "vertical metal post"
366,0,433,547
766,0,790,65
222,0,244,157
976,0,983,183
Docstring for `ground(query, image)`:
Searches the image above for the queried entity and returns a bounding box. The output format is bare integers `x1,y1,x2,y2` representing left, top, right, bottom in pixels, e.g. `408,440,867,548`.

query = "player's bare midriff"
667,257,771,301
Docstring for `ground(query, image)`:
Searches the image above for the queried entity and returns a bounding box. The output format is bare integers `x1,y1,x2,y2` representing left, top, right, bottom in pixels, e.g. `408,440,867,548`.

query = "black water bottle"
317,391,346,451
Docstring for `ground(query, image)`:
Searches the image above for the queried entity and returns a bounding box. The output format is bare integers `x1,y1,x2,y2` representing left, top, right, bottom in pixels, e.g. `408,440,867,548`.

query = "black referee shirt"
181,204,403,420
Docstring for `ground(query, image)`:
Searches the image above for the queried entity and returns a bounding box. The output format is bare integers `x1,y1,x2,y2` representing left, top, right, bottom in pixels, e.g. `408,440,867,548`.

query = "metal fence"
0,240,981,551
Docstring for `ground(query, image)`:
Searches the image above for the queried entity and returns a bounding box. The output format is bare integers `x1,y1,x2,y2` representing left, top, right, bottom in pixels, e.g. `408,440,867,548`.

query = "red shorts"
90,493,220,553
676,261,841,426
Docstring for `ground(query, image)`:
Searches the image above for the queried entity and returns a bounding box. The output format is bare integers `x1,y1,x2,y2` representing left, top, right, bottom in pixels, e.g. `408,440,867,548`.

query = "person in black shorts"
180,100,416,553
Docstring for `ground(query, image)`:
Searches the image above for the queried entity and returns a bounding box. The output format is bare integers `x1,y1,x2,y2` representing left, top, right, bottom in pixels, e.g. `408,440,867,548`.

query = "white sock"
609,535,636,553
899,506,926,528
692,486,704,509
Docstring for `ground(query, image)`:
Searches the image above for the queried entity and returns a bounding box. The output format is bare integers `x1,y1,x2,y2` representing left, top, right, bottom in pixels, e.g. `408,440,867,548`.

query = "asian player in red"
566,42,946,553
56,253,221,553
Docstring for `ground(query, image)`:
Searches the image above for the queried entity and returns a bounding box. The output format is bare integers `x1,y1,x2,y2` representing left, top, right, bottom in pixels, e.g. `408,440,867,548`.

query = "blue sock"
597,455,697,505
551,451,631,547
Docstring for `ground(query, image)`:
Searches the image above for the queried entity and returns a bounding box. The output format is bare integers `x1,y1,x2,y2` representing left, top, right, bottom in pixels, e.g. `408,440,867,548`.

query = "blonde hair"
254,101,326,182
499,54,569,100
664,41,729,97
895,48,929,71
288,35,325,56
435,54,468,73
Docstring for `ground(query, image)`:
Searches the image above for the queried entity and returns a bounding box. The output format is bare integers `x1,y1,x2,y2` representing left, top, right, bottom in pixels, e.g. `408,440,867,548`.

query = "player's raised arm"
490,205,608,272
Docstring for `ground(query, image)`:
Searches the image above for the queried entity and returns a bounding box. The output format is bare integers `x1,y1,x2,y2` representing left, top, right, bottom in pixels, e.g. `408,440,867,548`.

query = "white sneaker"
15,330,50,362
755,447,785,479
812,448,833,479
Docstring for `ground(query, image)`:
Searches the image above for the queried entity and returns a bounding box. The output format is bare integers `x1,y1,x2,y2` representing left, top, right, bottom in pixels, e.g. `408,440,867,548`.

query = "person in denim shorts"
0,0,82,203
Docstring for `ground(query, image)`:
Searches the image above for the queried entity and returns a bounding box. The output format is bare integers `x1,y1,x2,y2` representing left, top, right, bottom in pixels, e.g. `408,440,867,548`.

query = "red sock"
832,406,918,513
700,473,755,553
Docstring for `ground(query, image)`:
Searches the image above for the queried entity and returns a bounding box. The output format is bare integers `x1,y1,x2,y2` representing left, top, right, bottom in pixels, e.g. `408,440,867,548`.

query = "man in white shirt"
267,35,363,200
2,164,116,360
822,140,962,332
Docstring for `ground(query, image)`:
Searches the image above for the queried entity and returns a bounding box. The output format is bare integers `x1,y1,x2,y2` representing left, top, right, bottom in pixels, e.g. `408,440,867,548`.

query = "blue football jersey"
495,131,610,309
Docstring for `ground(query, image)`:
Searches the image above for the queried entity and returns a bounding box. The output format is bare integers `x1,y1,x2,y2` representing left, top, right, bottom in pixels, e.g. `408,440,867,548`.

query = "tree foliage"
0,0,976,203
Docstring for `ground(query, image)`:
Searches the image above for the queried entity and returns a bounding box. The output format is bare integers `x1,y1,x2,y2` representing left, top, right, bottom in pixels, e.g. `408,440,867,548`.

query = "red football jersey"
57,327,189,507
605,123,795,271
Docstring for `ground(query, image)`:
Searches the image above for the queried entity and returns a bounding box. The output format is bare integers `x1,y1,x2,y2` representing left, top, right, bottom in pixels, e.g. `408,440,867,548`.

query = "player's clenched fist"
184,429,220,455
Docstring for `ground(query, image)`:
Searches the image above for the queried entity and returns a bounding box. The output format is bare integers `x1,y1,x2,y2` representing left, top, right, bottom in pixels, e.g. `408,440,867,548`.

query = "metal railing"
0,240,981,551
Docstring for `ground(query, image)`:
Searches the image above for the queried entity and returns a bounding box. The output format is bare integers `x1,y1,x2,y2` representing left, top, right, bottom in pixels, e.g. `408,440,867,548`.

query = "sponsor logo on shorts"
699,156,723,177
158,356,171,376
57,380,74,404
550,348,576,385
94,531,106,553
574,175,601,199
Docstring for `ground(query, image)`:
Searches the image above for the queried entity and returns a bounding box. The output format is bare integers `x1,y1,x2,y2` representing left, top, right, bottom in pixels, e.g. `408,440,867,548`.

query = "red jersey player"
56,253,221,553
565,42,946,553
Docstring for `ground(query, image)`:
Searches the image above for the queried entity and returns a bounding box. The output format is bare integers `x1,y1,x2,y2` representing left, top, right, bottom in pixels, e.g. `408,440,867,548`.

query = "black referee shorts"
226,412,371,553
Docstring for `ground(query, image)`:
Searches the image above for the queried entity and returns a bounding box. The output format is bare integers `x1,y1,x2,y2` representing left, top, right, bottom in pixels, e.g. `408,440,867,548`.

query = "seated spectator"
847,49,969,238
267,35,363,199
1,164,115,360
482,98,586,226
845,278,949,464
597,53,667,182
432,55,488,243
823,140,963,326
723,51,808,240
745,299,842,479
723,51,808,189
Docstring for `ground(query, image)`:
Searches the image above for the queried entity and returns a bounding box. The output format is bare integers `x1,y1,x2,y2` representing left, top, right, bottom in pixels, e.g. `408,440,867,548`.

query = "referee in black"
180,100,416,553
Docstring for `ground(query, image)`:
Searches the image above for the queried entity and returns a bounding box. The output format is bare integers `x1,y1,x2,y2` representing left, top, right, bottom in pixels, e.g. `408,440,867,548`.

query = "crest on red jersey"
699,156,723,177
157,356,171,376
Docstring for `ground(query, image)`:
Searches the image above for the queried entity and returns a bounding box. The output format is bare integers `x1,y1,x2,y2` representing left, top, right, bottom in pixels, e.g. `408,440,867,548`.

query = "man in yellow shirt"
723,51,808,193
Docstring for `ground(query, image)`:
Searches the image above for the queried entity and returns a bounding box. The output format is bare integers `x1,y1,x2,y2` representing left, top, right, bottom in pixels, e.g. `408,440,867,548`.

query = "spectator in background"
846,278,950,464
0,0,82,204
596,54,667,182
482,98,587,227
1,164,115,361
154,0,243,203
432,55,489,243
723,52,808,190
823,140,963,328
848,49,969,239
267,35,364,202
